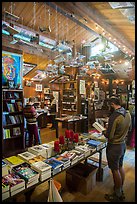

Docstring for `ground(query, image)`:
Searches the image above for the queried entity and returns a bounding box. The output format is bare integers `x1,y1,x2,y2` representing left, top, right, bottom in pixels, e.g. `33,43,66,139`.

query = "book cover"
92,122,106,132
12,162,39,182
16,101,23,111
44,158,63,169
2,164,9,176
87,139,102,147
28,145,47,158
31,161,52,173
28,155,45,164
61,151,76,160
2,173,25,192
5,156,24,166
9,115,16,124
18,151,36,161
13,127,21,136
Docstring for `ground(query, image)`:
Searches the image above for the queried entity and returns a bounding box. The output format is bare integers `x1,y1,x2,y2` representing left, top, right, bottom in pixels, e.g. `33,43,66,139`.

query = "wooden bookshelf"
2,89,25,157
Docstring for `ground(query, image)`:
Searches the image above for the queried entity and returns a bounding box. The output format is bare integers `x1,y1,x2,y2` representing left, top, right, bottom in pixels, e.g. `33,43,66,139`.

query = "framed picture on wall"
36,84,42,92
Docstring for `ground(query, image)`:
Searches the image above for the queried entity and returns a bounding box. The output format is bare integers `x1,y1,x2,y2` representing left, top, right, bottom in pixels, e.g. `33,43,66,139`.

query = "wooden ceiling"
2,2,135,81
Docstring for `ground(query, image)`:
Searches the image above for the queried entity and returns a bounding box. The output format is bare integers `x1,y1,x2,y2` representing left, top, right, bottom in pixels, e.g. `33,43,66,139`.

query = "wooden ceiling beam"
50,2,134,55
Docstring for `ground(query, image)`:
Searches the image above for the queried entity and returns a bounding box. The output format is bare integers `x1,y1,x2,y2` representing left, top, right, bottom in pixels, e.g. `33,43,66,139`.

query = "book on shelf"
14,115,21,124
92,121,106,132
16,101,23,111
7,103,15,112
28,145,48,158
14,92,20,99
3,129,11,139
44,158,63,170
12,162,39,183
3,112,9,126
2,173,25,193
9,115,16,124
18,151,36,161
13,127,21,136
18,115,23,123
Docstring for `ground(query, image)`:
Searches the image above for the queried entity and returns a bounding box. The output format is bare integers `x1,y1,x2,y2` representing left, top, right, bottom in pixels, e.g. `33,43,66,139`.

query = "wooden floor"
16,124,135,202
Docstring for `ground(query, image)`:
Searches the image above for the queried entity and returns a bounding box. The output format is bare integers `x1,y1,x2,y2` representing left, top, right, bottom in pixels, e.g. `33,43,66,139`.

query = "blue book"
87,139,102,147
44,158,63,169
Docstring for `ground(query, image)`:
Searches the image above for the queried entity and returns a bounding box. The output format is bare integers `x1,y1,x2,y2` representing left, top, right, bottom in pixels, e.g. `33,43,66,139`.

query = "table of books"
2,130,107,202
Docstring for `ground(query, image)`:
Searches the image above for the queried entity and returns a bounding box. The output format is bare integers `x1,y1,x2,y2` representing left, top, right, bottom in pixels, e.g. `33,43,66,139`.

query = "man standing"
104,96,131,202
23,97,39,147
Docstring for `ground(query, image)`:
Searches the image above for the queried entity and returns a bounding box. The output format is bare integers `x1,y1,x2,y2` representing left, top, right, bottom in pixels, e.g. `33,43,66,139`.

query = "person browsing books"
23,97,39,146
103,96,131,202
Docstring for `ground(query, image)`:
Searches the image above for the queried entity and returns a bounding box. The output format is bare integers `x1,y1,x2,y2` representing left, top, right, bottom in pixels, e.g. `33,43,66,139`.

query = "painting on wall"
2,51,23,88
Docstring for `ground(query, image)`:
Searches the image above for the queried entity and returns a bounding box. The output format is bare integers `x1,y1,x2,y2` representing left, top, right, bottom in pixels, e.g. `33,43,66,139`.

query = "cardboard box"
87,157,109,181
66,163,97,195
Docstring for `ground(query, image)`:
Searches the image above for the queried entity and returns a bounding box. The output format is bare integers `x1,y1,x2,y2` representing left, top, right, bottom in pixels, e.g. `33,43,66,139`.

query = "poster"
2,51,23,88
80,80,86,95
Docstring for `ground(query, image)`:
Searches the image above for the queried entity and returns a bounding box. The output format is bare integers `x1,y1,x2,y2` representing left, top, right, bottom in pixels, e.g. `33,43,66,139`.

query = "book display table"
3,138,107,202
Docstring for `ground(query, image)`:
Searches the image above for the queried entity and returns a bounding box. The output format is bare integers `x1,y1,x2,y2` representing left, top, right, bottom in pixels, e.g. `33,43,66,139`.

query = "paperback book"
28,145,48,158
92,122,106,132
44,158,63,170
18,151,36,161
12,162,39,183
2,173,25,193
28,155,45,164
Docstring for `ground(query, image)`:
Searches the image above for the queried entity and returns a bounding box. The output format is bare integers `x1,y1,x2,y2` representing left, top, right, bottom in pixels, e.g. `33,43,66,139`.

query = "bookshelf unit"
61,81,78,115
44,88,53,110
2,89,25,157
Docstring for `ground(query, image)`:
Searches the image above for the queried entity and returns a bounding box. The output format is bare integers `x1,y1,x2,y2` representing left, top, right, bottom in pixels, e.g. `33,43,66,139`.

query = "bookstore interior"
2,2,135,202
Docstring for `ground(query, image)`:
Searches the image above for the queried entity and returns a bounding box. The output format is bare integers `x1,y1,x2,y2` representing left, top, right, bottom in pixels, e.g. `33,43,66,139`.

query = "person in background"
23,97,39,146
104,96,131,202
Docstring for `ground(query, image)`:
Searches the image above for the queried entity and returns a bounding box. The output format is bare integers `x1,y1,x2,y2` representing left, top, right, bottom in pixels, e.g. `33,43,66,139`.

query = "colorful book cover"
12,162,39,182
44,158,63,169
5,156,24,165
2,173,25,192
28,155,45,164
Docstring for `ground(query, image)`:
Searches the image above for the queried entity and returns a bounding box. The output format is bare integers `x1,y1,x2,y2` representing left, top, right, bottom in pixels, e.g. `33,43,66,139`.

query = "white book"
26,178,39,188
39,171,51,182
42,143,54,158
2,191,10,201
10,185,25,196
31,161,52,173
18,151,36,161
28,145,48,158
92,122,106,132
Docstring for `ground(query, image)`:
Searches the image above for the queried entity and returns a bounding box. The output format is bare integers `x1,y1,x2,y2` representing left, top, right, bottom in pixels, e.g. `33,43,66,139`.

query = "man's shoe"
104,193,125,202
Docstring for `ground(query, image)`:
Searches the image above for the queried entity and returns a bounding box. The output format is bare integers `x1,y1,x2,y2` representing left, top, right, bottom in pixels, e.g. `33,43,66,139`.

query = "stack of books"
44,158,63,176
41,143,55,158
87,139,106,151
2,173,25,196
54,155,71,170
69,149,85,161
27,155,46,165
2,180,10,201
60,151,78,165
2,160,9,176
75,144,91,157
12,162,39,188
4,156,24,172
31,161,52,181
28,145,48,159
18,151,36,162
